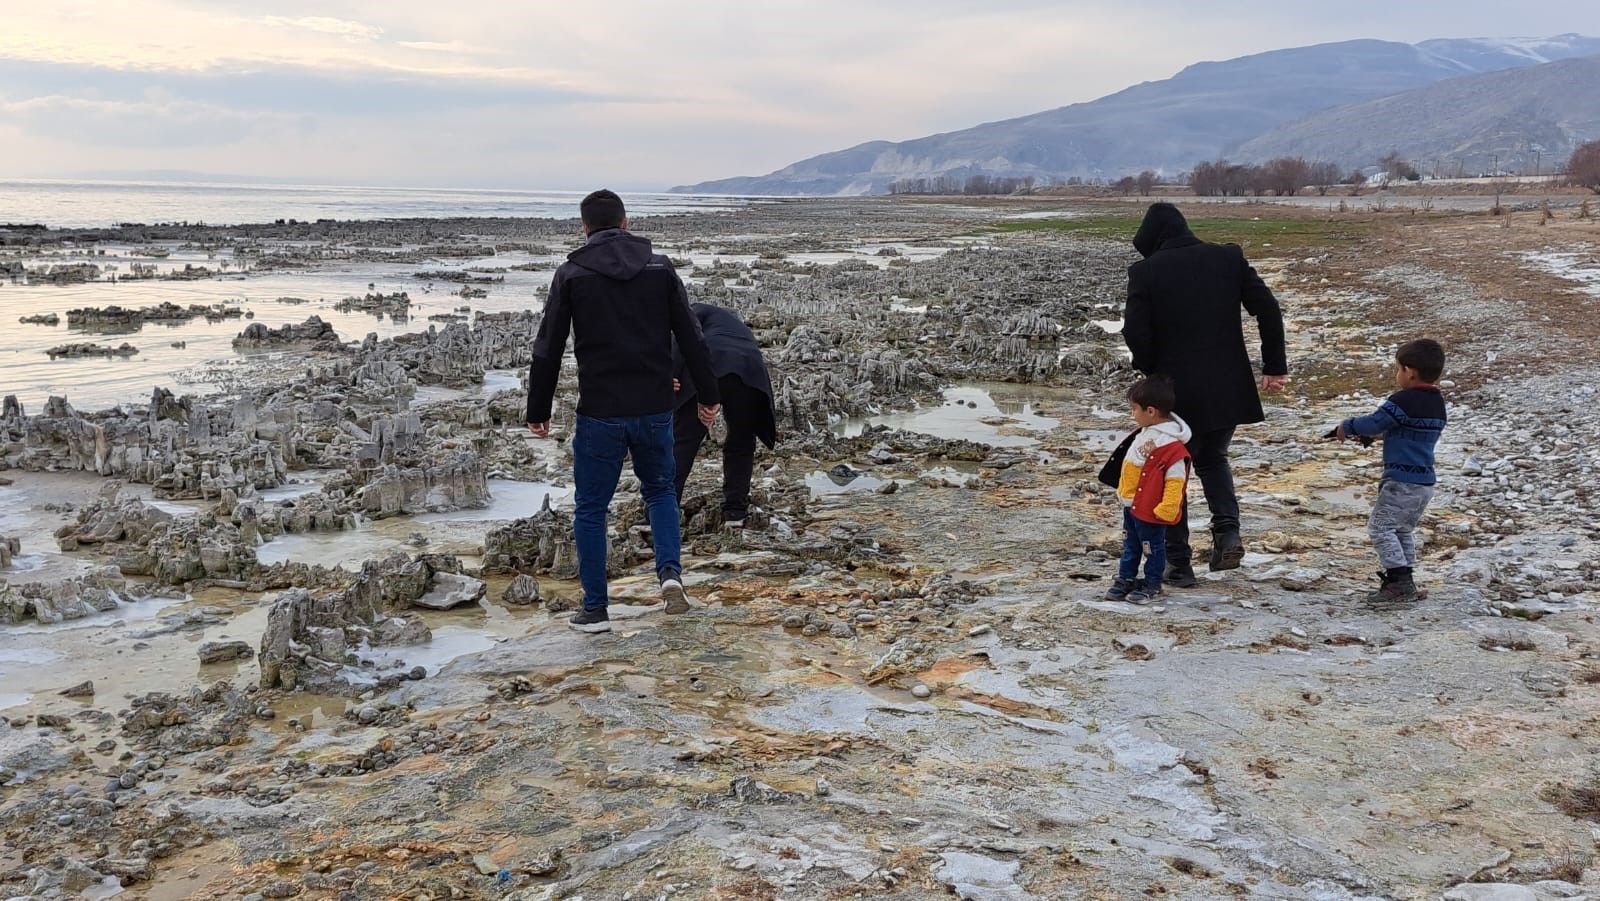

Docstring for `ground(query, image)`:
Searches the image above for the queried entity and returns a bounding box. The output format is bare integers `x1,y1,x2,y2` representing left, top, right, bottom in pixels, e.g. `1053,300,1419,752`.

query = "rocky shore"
2,197,1599,900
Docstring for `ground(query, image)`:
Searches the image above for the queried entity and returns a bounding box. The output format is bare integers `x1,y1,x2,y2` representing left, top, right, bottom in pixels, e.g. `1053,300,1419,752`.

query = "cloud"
255,16,384,42
0,90,307,147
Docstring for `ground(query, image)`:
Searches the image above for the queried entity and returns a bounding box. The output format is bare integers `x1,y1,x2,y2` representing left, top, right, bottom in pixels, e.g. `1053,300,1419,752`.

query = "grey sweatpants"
1368,479,1434,570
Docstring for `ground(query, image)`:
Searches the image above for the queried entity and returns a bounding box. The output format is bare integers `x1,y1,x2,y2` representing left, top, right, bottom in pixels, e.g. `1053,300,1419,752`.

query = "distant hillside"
672,34,1600,195
1237,55,1600,174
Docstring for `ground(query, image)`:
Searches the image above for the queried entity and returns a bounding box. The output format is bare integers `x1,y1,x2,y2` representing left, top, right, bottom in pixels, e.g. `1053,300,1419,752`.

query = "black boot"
1209,529,1244,571
1163,562,1199,588
1366,567,1419,605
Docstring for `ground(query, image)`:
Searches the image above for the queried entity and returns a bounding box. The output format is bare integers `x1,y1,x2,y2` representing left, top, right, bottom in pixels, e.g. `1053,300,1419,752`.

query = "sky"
1,1,1597,191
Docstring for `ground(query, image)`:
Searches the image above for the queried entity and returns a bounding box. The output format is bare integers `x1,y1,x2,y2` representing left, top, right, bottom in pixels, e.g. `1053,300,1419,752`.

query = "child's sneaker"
1105,578,1137,601
1127,584,1165,604
568,608,611,633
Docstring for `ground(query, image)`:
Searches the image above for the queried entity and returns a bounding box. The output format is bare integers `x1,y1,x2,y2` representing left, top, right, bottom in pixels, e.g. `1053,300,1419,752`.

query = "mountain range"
671,34,1600,195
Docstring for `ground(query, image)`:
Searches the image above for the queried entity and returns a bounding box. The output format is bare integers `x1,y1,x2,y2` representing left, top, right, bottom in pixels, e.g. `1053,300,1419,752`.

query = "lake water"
0,178,753,228
0,180,763,411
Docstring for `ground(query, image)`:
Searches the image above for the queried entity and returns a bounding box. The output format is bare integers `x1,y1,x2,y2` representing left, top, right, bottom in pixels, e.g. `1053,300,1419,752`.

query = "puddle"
0,590,262,714
256,478,569,569
414,368,523,405
1079,428,1128,452
805,470,889,496
833,385,1058,447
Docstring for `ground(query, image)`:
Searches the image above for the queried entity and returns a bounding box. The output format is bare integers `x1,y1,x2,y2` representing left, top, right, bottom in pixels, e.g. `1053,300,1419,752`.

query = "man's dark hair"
580,189,626,231
1396,338,1445,383
1128,375,1176,415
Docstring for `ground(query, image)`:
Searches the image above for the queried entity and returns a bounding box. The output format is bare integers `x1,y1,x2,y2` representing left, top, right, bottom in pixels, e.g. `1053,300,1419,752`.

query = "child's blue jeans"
1118,508,1167,589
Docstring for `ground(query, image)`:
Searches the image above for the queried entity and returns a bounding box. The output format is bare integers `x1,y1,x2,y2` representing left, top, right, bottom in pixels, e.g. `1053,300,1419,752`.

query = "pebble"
356,707,379,725
911,684,932,699
968,624,993,637
815,777,831,796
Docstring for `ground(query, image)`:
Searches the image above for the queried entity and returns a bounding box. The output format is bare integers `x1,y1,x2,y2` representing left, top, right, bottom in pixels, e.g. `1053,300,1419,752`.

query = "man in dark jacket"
1122,202,1288,585
526,190,722,632
671,303,777,527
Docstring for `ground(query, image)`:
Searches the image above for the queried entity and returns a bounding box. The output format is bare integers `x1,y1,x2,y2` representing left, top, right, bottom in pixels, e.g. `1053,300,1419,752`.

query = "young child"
1107,376,1192,603
1334,339,1447,604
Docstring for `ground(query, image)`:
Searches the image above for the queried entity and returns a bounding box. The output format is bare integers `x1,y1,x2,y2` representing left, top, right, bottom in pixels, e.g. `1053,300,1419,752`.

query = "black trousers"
1165,425,1239,565
673,375,765,520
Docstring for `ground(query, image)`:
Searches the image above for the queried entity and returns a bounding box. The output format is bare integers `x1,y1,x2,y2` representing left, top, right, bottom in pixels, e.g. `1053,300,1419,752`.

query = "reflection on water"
805,469,889,496
833,385,1058,447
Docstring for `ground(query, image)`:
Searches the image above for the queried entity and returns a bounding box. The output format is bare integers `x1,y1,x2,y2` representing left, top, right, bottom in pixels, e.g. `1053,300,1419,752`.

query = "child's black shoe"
1105,578,1137,601
1366,567,1420,606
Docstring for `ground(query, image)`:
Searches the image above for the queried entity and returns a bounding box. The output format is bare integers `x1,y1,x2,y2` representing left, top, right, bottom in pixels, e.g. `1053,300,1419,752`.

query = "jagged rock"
0,566,129,625
198,640,254,664
258,553,473,692
414,572,487,610
233,316,342,350
45,342,139,359
482,496,582,577
502,574,541,606
115,515,257,585
18,312,59,325
59,680,95,697
356,451,488,516
0,534,17,567
55,493,174,550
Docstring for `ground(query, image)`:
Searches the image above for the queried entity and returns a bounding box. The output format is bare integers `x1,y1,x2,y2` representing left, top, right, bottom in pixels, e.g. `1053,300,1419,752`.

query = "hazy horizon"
4,1,1599,191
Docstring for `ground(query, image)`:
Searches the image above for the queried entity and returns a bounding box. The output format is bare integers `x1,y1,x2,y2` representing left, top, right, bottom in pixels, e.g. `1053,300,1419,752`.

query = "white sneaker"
661,577,690,614
722,518,745,530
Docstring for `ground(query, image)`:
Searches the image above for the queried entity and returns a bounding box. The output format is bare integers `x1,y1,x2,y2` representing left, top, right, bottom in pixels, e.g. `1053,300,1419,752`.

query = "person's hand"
527,421,551,439
1260,374,1290,393
1334,423,1348,442
697,403,720,429
672,378,682,392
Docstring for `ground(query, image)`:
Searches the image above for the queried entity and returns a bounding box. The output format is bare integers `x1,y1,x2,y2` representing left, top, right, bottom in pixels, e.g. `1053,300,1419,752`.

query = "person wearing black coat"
672,303,777,526
1122,202,1289,584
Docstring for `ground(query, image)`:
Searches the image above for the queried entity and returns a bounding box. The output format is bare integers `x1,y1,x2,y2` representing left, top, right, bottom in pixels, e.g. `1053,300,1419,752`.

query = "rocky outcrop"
0,566,144,625
232,316,342,350
258,552,475,693
482,496,583,578
18,312,59,326
333,292,410,319
1,390,290,498
65,302,242,329
356,452,488,517
114,515,257,586
45,342,139,359
0,535,17,568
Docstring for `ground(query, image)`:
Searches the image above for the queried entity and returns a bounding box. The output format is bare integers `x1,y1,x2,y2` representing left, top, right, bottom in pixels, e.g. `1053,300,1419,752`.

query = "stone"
414,572,487,610
59,680,95,698
198,641,253,664
502,573,541,606
911,684,932,699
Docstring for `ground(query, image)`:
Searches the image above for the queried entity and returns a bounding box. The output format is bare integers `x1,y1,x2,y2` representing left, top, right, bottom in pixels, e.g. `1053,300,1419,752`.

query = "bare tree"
1567,140,1600,194
1135,170,1160,196
1262,157,1311,196
1114,175,1138,195
1307,161,1342,195
1378,151,1419,185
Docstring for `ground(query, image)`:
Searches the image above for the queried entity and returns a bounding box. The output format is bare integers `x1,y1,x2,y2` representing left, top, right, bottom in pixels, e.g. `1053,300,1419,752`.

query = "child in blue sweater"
1334,339,1447,604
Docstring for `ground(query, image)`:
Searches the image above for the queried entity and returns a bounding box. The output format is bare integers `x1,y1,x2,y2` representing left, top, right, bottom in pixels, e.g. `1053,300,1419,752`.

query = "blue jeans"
1118,508,1167,589
572,412,682,612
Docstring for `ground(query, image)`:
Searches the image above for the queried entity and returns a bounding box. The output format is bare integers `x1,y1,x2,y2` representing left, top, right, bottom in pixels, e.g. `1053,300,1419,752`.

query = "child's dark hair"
1128,375,1176,415
1396,339,1445,383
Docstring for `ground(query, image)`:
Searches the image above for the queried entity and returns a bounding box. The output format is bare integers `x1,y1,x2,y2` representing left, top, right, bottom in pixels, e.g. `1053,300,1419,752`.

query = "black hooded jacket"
672,303,777,447
1122,203,1287,433
525,228,720,423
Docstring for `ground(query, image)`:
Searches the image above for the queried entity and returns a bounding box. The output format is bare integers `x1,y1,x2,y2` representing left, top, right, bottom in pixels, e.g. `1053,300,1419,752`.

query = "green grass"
982,214,1369,252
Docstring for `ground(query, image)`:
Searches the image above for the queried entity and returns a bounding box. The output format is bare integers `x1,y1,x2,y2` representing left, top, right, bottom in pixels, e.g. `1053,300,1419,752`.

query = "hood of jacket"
1145,413,1193,446
567,228,655,280
1132,202,1197,258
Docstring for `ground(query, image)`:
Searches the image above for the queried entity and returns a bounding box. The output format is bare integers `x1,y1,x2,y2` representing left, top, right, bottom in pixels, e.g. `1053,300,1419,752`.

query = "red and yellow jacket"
1116,415,1192,525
